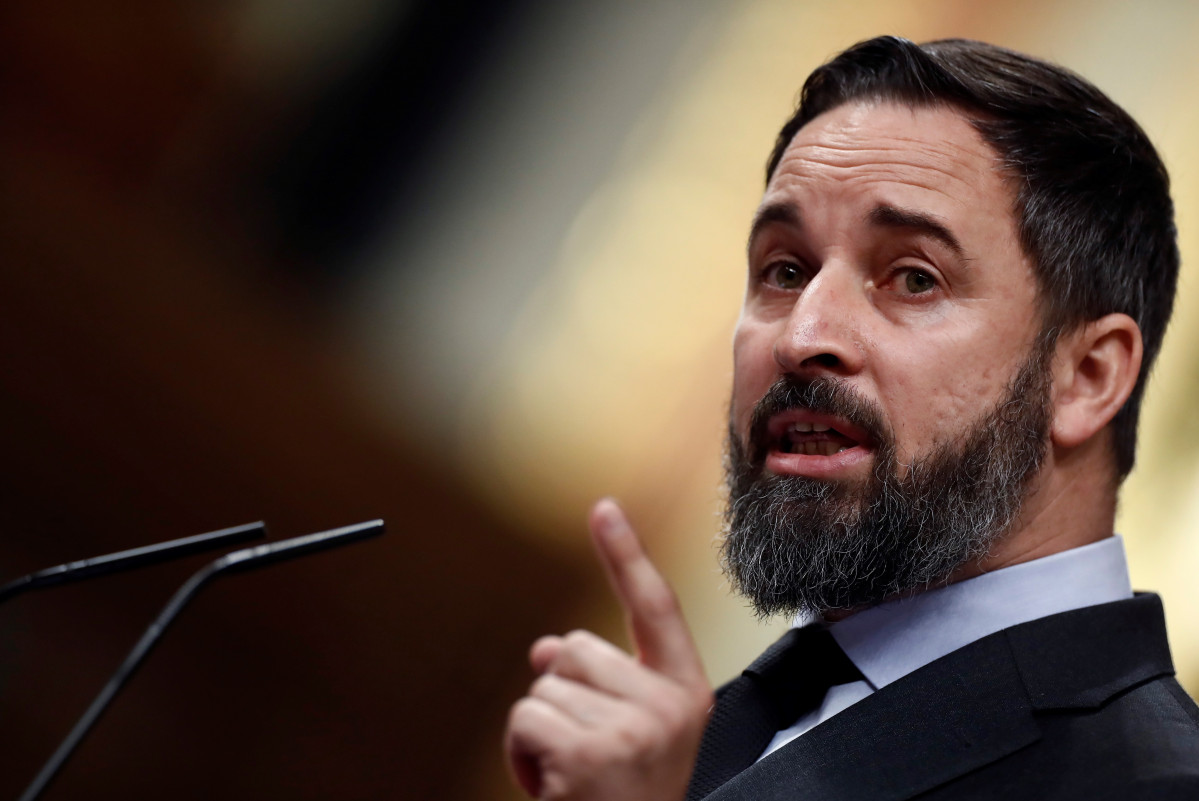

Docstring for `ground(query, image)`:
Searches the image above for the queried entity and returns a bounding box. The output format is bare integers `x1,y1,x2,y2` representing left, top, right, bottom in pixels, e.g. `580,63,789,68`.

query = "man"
504,36,1199,800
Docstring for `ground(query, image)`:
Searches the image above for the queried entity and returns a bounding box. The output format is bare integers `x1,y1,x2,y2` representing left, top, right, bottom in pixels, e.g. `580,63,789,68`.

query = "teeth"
787,421,833,434
797,441,846,456
779,422,851,457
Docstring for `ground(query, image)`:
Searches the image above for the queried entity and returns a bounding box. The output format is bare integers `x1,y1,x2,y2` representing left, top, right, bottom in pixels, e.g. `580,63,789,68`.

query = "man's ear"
1051,313,1143,449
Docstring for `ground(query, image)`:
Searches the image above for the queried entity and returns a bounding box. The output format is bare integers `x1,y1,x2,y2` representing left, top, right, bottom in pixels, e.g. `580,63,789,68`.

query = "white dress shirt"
759,535,1134,759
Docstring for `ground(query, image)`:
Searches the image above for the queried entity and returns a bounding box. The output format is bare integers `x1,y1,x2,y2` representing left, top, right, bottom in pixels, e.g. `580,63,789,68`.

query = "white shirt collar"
820,535,1133,690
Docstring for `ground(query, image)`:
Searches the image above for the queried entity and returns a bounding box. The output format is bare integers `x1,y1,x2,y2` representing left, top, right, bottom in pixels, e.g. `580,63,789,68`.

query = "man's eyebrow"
868,204,965,258
747,202,800,252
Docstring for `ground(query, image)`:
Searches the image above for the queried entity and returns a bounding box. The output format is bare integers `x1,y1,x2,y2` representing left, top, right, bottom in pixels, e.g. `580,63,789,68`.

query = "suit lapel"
1007,593,1173,710
705,632,1040,801
701,594,1175,801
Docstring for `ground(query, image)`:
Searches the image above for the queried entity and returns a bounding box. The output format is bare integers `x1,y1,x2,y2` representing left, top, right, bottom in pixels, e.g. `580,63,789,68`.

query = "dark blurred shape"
265,0,537,279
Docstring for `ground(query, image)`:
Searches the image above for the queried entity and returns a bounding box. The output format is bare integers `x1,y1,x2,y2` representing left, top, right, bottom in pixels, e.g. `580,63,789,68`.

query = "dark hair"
766,36,1178,479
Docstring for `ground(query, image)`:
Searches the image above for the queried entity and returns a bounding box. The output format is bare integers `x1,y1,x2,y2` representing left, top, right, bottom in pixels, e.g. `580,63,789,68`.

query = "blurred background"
2,0,1197,798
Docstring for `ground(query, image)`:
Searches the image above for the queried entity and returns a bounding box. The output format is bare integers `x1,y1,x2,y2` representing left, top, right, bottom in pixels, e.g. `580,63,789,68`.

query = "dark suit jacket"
702,594,1199,800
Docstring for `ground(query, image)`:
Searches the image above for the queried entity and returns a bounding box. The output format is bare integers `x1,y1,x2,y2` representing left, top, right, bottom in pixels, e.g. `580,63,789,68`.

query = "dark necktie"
684,626,863,801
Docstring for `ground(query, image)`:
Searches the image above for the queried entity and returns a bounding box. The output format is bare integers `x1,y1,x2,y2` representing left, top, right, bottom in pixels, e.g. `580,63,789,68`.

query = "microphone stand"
16,519,385,801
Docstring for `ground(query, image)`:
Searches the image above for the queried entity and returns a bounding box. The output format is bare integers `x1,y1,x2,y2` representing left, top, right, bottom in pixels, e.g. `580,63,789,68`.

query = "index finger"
588,498,706,686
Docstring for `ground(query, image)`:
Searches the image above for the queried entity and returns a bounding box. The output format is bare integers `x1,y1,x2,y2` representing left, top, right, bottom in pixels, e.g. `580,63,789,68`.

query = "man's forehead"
765,101,1008,200
753,101,1018,250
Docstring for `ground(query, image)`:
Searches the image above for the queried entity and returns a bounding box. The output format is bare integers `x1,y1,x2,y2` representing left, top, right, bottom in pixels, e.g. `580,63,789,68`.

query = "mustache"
746,376,890,464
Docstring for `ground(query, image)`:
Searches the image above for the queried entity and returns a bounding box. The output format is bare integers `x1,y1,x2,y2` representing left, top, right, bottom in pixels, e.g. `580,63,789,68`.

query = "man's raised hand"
504,499,713,801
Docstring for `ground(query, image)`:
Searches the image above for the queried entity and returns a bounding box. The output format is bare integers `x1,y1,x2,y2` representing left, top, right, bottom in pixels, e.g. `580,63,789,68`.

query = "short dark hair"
766,36,1178,479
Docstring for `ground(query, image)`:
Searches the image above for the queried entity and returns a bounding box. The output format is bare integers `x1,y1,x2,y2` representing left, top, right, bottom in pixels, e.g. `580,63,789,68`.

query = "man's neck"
822,439,1121,623
966,435,1119,579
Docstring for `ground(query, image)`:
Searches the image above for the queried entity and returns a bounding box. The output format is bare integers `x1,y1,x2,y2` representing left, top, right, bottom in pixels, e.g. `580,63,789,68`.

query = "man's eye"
766,262,805,290
902,269,937,294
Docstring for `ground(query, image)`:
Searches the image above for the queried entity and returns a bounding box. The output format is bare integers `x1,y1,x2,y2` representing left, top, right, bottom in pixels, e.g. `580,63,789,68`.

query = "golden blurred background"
1,1,1196,798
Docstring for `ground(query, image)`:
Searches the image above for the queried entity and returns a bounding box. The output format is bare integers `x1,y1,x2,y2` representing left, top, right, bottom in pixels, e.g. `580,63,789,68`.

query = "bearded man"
504,36,1199,801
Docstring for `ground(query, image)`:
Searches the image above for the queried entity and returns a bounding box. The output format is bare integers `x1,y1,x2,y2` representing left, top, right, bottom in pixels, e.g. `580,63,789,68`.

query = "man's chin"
752,467,873,506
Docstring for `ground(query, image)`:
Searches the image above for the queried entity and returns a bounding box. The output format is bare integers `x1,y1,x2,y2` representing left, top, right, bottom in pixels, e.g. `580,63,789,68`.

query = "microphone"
18,519,386,801
0,521,268,604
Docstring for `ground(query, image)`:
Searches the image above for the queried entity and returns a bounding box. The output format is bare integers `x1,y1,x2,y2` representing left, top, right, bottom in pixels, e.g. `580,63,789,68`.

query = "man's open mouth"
776,422,860,456
762,410,871,461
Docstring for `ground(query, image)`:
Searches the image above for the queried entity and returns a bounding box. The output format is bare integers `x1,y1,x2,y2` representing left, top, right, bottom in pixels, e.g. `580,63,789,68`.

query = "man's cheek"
729,378,763,445
732,346,775,434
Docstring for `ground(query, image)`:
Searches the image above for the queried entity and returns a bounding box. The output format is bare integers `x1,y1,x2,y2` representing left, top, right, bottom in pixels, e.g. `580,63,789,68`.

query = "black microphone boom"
18,519,386,801
0,521,268,604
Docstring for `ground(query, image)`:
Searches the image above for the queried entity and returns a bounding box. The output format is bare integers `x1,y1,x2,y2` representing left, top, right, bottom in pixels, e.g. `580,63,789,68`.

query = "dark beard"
720,347,1053,619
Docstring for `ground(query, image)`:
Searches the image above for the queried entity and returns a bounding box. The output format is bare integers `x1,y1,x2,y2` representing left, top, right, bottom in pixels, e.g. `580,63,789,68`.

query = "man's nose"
772,267,866,376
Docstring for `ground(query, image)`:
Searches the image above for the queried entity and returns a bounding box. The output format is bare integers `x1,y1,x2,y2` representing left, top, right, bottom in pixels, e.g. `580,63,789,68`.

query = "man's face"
724,101,1050,616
